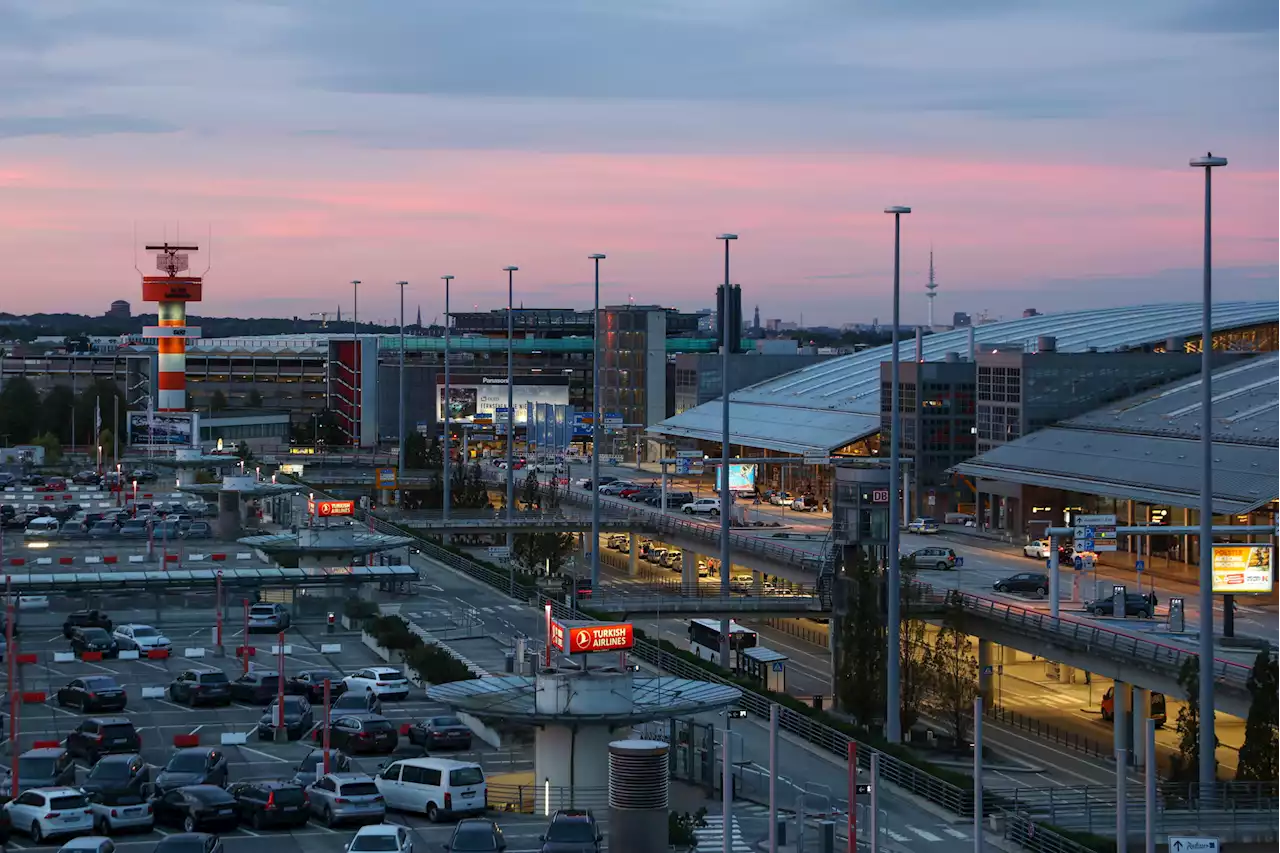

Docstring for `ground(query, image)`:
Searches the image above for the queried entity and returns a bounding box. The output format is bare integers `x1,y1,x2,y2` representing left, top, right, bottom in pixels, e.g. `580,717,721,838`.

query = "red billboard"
309,499,354,517
550,620,634,654
141,276,204,302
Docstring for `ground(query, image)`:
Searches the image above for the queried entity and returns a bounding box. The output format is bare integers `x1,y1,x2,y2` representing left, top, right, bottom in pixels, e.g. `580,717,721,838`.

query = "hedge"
363,615,477,687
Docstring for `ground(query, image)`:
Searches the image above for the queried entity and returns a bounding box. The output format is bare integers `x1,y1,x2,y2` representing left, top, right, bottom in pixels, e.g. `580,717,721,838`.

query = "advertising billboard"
438,375,569,425
1211,545,1274,594
128,411,196,447
308,499,355,517
550,620,634,654
715,463,757,493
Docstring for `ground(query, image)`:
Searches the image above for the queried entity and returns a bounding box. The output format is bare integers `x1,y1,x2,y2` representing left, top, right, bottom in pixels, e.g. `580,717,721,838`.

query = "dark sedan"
286,670,347,703
154,748,230,794
407,716,473,751
56,675,127,712
324,714,398,754
227,781,311,830
992,572,1050,596
152,786,238,834
229,672,280,705
70,627,120,658
258,697,315,741
81,752,149,802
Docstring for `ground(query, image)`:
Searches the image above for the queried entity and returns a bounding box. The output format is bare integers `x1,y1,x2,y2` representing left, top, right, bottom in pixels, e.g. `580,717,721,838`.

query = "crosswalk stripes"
909,827,944,842
695,815,753,853
944,827,967,839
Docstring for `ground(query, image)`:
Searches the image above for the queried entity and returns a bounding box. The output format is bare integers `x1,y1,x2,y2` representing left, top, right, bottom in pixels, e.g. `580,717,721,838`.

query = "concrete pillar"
681,549,698,593
751,569,764,595
628,532,639,577
1113,681,1132,760
1132,687,1150,766
1061,665,1075,685
978,640,994,706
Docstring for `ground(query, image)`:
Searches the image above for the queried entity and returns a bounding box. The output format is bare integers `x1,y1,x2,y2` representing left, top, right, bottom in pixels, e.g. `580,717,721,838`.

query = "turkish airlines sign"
309,499,354,517
550,620,634,654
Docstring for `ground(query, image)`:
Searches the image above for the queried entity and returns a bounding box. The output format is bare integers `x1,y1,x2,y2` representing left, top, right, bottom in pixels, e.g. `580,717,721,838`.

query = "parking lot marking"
155,698,191,712
189,724,203,734
236,745,288,763
79,661,122,675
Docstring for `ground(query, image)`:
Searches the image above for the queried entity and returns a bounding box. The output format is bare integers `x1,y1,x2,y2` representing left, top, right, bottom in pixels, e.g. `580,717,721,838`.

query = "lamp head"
588,254,606,260
884,206,912,215
717,234,738,241
395,281,408,286
503,266,519,272
441,275,454,282
1190,153,1228,168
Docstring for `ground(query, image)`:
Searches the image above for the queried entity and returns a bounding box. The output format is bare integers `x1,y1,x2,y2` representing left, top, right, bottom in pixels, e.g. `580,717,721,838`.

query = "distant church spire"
753,304,761,330
416,305,422,329
336,304,342,323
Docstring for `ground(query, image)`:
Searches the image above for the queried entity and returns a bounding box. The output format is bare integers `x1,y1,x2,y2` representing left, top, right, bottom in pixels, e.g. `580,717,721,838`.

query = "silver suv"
306,773,385,827
247,603,291,632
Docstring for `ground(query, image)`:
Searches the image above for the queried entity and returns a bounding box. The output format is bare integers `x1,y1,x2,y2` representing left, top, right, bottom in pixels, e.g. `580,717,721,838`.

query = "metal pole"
442,275,454,525
847,742,856,853
885,205,910,742
6,576,17,798
276,631,286,739
504,267,517,561
113,395,119,466
1191,153,1225,792
722,713,732,853
1116,745,1128,852
1144,718,1155,853
869,752,880,853
215,572,222,647
768,704,778,853
242,599,250,675
322,677,332,774
717,234,737,666
1049,534,1060,618
589,254,605,589
352,280,360,450
396,281,407,502
973,696,984,853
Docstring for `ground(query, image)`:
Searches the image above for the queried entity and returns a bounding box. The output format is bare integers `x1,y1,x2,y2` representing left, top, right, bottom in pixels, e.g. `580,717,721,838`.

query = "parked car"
992,572,1050,597
446,819,506,853
154,833,224,853
597,481,635,496
681,498,720,516
246,603,291,632
113,624,171,653
291,749,352,788
305,773,384,828
901,547,958,571
286,669,347,702
55,835,116,853
324,713,398,754
168,670,231,707
118,521,149,539
65,717,141,764
154,748,229,794
182,522,212,539
406,716,473,751
88,521,119,540
1101,688,1167,727
342,667,410,700
3,747,76,792
331,689,383,716
151,786,238,834
539,809,602,853
258,697,314,741
1023,539,1073,560
347,823,414,853
56,676,127,712
374,757,486,822
644,491,693,508
63,610,112,638
81,754,153,833
58,520,88,539
69,627,120,659
229,671,280,705
72,471,101,486
1085,593,1156,619
226,780,310,830
906,517,940,534
4,788,93,843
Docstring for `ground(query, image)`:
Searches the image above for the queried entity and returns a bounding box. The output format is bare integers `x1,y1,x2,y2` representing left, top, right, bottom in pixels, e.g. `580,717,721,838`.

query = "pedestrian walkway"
696,814,753,853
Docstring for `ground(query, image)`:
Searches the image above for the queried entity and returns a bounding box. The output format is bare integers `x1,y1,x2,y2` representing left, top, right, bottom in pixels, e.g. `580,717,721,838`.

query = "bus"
687,619,758,669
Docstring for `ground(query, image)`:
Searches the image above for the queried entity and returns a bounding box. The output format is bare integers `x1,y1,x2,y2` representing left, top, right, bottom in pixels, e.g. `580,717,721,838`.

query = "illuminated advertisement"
715,463,757,493
1211,545,1274,594
437,375,569,425
128,411,196,447
550,619,634,654
308,499,355,517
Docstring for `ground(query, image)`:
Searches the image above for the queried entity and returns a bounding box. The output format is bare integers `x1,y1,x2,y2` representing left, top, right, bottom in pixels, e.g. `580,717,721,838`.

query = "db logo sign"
871,489,890,503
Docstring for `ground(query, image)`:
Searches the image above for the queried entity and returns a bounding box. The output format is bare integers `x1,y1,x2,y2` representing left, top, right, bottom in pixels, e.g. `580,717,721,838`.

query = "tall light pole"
884,205,911,743
442,275,455,524
351,280,361,450
589,254,606,590
717,234,737,667
504,266,518,555
1190,152,1225,791
396,281,408,502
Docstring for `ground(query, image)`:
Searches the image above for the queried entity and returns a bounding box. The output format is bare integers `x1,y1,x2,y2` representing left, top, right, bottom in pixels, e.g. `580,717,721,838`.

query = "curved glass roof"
649,301,1277,454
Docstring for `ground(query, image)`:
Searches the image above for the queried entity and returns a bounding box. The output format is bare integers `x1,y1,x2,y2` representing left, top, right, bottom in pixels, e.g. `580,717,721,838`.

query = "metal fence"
985,704,1110,760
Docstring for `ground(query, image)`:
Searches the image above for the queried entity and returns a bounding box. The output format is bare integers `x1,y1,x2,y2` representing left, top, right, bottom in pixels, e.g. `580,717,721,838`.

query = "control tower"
140,242,204,413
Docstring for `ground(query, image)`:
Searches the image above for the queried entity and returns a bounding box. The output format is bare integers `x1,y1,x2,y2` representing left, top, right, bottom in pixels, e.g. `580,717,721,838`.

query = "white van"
23,516,60,539
374,757,486,822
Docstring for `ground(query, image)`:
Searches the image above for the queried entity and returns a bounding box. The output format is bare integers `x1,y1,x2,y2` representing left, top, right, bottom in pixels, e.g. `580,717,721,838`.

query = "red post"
132,481,138,515
847,741,856,851
544,603,552,667
214,572,223,647
322,678,332,774
276,631,285,729
6,577,19,799
242,600,250,675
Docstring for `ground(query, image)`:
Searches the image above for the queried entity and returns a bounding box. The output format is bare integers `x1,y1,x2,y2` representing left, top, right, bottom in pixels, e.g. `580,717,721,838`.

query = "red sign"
551,621,634,654
313,500,354,517
142,276,204,302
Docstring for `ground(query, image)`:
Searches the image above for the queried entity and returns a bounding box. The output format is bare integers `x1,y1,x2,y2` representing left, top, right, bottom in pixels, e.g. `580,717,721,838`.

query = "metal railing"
487,783,610,815
985,704,1109,760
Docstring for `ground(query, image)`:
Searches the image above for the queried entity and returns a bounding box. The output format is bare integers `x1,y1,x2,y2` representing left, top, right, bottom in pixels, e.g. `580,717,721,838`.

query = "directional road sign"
1073,513,1117,551
676,450,703,459
1168,837,1219,852
1135,559,1145,573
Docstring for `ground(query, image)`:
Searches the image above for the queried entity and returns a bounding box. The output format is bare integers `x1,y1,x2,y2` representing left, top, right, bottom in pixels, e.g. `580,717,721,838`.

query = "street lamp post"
589,254,606,589
884,204,911,743
442,275,455,525
396,281,408,506
717,234,737,666
351,280,361,450
503,267,518,559
1190,152,1226,791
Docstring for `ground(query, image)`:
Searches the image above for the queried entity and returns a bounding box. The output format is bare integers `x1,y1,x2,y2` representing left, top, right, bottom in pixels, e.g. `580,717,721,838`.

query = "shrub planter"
360,631,394,663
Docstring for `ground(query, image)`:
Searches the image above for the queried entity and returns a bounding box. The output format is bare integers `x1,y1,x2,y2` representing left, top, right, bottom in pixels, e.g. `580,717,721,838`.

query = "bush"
402,643,476,685
343,599,381,621
365,615,422,652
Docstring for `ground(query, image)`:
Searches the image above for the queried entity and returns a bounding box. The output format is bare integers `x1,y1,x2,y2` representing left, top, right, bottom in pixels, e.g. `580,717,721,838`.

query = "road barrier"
319,643,342,654
183,647,207,658
220,732,250,745
173,733,200,747
141,687,166,698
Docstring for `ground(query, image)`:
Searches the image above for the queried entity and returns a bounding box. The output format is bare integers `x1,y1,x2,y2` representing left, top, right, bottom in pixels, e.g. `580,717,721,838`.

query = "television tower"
925,249,938,328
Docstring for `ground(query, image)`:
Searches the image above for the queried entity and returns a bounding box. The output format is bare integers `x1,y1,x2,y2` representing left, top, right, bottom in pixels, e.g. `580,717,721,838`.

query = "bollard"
775,817,786,847
819,820,835,853
327,612,336,634
505,653,515,674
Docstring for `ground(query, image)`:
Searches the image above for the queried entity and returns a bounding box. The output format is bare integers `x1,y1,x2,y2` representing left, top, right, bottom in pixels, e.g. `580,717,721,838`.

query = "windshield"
449,767,484,786
83,629,110,641
84,676,119,690
350,834,400,852
450,829,498,852
17,757,55,777
89,761,133,779
132,627,158,637
546,822,596,843
198,672,229,684
250,606,276,616
166,752,209,772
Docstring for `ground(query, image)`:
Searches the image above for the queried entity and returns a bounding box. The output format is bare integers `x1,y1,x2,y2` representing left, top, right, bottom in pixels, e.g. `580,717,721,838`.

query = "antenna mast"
926,248,938,328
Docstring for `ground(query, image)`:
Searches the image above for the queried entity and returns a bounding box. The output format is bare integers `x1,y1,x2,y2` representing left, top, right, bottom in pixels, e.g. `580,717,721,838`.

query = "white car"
598,481,635,495
114,624,172,652
906,517,940,534
681,498,720,516
5,787,94,843
348,823,414,853
17,594,50,611
1023,540,1052,559
343,667,411,700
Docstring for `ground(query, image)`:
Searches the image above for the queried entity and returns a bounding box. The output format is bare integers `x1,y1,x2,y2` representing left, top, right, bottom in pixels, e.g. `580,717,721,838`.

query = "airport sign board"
1168,838,1219,853
676,450,704,459
375,467,398,490
1211,545,1274,594
1073,514,1117,552
550,619,634,654
309,499,354,517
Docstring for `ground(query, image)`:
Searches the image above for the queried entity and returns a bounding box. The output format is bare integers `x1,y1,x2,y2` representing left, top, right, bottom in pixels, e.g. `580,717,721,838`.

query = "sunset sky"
0,0,1275,325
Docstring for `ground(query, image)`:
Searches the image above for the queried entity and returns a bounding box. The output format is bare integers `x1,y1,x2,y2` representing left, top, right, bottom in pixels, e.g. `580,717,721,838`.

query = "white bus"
687,619,758,669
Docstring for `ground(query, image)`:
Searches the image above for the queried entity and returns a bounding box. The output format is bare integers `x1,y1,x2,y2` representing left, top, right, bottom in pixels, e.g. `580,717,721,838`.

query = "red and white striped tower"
141,244,203,411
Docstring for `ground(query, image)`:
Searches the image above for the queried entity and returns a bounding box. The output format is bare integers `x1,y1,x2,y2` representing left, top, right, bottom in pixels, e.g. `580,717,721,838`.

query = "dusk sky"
1,0,1276,326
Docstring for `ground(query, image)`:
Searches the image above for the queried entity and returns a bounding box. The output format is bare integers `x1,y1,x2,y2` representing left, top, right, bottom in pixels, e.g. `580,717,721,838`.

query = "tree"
247,389,263,408
30,431,62,464
925,595,979,744
404,432,428,469
75,378,126,447
520,468,541,510
545,474,562,510
512,531,575,575
425,437,443,469
833,545,886,726
209,390,228,412
1236,651,1278,782
39,385,76,445
0,376,41,445
899,616,930,734
234,441,253,461
98,428,116,462
1169,657,1204,783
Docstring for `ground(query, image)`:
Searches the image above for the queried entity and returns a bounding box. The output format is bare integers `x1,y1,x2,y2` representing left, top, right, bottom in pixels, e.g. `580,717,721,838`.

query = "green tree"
425,437,443,468
210,390,229,412
98,428,116,462
75,378,126,446
31,431,62,464
512,531,575,575
247,389,263,408
520,468,542,510
39,385,76,445
1169,657,1206,783
925,595,979,743
1236,651,1278,782
833,545,886,726
235,441,253,461
0,376,41,445
404,431,428,469
899,616,930,734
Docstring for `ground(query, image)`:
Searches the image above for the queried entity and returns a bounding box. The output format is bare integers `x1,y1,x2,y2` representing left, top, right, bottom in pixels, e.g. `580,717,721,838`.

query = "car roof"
87,716,132,725
171,746,216,756
355,824,402,836
95,752,142,764
366,666,401,673
340,712,387,721
23,747,68,757
27,786,84,797
392,756,481,770
324,772,374,783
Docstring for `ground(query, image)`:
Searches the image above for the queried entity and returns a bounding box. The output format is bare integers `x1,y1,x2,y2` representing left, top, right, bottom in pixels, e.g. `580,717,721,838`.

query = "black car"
70,627,120,658
155,833,224,853
81,752,150,801
229,671,280,705
152,786,238,834
1086,592,1156,619
155,748,230,793
645,491,693,508
901,547,959,571
72,471,101,486
168,670,232,707
540,810,602,853
227,780,310,830
447,819,507,853
331,689,382,716
4,747,76,790
66,716,142,764
992,572,1050,596
291,749,352,788
56,675,127,712
286,669,347,703
324,713,398,754
258,696,314,741
407,716,472,751
63,610,113,638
